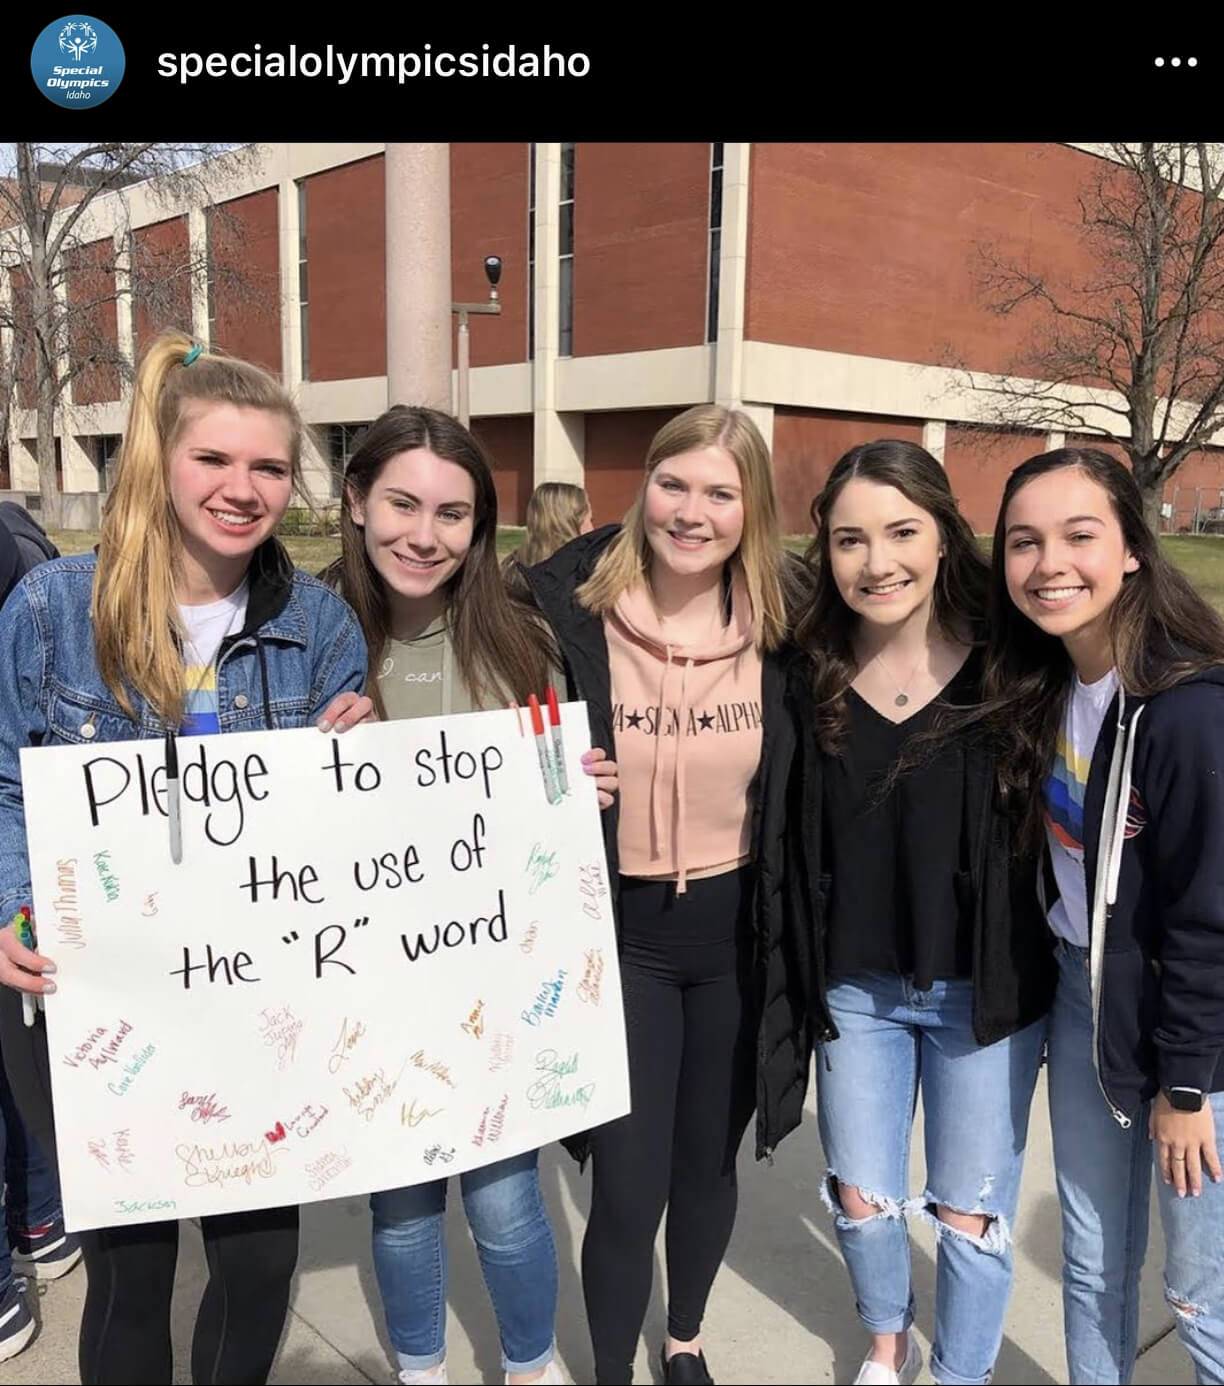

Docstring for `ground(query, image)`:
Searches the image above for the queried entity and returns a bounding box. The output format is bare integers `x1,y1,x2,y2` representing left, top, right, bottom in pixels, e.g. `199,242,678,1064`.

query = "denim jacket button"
80,721,97,739
234,694,249,709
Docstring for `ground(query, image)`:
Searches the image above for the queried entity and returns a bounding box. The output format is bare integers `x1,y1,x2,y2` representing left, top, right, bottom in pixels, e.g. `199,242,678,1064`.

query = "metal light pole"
452,255,503,429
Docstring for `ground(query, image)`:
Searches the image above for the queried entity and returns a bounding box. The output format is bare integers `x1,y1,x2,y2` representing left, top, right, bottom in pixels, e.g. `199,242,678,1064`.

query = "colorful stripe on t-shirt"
180,663,220,736
1044,728,1091,852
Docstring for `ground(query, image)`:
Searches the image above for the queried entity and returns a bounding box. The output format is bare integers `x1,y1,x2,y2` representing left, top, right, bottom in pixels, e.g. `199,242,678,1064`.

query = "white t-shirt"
1043,668,1119,945
178,580,249,735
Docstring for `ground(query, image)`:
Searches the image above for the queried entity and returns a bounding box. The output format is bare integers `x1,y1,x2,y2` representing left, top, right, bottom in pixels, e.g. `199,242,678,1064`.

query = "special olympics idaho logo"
59,21,99,61
31,14,125,109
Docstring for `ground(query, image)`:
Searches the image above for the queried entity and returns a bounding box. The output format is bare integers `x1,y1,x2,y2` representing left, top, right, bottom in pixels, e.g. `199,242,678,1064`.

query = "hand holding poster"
20,704,628,1231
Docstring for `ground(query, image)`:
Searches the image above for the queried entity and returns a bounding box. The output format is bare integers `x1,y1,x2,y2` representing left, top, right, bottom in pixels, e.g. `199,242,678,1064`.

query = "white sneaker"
851,1330,922,1386
505,1363,564,1385
398,1365,448,1385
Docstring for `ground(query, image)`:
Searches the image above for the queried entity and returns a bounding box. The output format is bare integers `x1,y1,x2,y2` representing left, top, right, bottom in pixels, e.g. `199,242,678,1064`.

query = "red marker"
528,694,562,803
545,686,570,795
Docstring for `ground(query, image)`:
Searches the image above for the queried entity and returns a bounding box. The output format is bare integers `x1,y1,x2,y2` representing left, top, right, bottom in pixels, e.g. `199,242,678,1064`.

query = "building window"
326,423,371,499
92,434,122,493
707,143,724,344
528,143,536,361
297,181,310,380
559,142,574,357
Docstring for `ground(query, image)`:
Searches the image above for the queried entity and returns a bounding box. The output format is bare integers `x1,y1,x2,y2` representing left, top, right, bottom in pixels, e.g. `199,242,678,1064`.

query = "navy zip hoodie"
1080,666,1224,1124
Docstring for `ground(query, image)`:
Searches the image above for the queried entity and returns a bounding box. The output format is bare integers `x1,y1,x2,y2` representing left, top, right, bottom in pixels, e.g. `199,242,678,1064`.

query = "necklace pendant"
894,692,909,707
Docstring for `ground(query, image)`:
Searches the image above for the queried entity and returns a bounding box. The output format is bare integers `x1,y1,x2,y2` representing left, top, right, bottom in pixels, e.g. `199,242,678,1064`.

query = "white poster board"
20,705,628,1232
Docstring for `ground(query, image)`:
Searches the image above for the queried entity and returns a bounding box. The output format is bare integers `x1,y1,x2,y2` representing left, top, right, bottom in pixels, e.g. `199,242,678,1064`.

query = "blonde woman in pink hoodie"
525,405,810,1386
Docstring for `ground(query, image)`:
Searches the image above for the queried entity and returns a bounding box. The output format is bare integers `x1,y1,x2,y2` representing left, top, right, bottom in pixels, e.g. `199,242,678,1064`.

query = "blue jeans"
1049,940,1224,1384
816,973,1045,1386
0,1053,60,1290
370,1149,558,1374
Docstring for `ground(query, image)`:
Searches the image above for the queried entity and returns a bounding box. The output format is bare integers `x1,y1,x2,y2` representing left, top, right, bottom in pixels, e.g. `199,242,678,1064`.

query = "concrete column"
113,227,134,394
741,401,775,454
188,206,209,347
0,267,15,483
923,419,947,464
278,178,302,389
531,143,583,485
714,142,752,410
385,143,452,411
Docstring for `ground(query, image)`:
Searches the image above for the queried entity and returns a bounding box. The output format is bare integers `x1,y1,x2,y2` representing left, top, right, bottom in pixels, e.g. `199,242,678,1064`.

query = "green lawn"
46,529,1224,614
48,526,529,573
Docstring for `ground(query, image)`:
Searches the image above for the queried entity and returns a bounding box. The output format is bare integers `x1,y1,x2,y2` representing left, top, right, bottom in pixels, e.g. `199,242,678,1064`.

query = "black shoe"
660,1347,714,1385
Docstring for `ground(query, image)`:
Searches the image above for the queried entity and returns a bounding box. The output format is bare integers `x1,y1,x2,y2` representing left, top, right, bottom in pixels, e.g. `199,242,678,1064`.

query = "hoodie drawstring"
674,657,692,893
648,646,673,870
647,645,694,894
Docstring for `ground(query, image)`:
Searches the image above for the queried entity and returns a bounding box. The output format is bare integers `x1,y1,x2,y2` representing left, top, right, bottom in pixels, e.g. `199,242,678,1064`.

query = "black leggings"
0,988,299,1385
582,868,757,1384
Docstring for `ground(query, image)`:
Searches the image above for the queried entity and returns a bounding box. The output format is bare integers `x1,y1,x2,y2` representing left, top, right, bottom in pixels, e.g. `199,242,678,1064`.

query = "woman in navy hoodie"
985,447,1224,1385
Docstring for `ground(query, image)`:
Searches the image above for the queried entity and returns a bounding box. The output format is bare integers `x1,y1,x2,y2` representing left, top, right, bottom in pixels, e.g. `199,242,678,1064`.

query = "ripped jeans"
1049,940,1224,1384
816,973,1045,1385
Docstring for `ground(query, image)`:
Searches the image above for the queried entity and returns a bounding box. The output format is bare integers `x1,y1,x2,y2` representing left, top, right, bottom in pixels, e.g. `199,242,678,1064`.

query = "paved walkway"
1,1072,1192,1384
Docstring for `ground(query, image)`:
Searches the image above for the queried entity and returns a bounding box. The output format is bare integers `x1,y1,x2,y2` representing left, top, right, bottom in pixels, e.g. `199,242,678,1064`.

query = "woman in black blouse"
791,440,1054,1386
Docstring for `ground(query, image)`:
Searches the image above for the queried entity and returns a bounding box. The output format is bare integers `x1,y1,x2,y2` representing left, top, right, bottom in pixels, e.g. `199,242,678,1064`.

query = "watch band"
1168,1085,1206,1112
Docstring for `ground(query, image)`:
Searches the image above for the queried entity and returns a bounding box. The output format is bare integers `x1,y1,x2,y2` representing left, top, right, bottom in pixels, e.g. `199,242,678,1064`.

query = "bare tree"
0,142,273,526
963,143,1224,532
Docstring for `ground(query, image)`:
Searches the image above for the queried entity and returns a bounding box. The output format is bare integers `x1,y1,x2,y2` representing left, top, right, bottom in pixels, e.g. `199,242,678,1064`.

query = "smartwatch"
1166,1086,1206,1113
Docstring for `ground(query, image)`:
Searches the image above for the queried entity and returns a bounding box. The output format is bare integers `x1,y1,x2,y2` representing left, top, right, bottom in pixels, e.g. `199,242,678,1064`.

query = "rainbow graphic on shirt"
1044,728,1090,853
180,663,220,736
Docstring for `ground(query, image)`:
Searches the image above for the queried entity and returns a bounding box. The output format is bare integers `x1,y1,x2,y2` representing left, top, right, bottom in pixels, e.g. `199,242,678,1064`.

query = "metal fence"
1164,487,1224,535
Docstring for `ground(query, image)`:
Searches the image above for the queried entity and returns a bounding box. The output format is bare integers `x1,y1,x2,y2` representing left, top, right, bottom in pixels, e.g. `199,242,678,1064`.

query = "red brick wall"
303,156,385,381
943,426,1049,534
452,144,529,367
772,407,926,535
471,414,533,525
66,238,120,405
747,143,1110,376
574,144,710,357
1062,435,1224,530
583,407,681,524
211,188,281,375
132,216,192,352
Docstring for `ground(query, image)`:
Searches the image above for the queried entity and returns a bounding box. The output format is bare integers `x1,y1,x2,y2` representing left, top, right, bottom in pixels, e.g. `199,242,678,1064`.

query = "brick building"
5,142,1222,531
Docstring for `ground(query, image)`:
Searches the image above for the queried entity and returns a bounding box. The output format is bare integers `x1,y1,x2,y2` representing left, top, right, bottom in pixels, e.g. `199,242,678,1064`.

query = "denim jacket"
0,541,367,922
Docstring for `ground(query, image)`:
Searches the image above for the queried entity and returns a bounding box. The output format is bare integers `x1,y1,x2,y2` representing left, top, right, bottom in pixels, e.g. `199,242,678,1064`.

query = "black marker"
164,730,182,864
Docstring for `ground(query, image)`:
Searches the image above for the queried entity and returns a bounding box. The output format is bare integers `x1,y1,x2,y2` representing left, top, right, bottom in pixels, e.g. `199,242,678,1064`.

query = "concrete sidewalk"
0,1071,1194,1385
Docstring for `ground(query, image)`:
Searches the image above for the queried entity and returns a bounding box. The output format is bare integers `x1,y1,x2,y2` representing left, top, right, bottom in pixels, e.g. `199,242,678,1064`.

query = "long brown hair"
575,404,788,650
323,406,554,716
984,447,1224,854
794,439,989,753
93,329,304,722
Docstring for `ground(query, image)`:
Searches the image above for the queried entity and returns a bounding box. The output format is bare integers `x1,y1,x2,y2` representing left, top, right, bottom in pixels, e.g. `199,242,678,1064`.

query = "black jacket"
0,504,59,606
1079,669,1224,1124
790,659,1056,1050
525,526,812,1161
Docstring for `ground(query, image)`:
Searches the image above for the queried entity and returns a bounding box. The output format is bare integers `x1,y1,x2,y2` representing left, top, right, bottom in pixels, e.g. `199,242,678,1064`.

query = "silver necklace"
874,649,926,708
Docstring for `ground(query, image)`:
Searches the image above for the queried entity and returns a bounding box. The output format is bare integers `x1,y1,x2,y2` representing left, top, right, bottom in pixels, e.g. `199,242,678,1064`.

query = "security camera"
483,255,503,288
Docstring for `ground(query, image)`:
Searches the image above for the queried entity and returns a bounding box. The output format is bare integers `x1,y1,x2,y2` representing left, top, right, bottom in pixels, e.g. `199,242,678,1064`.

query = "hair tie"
182,344,203,367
